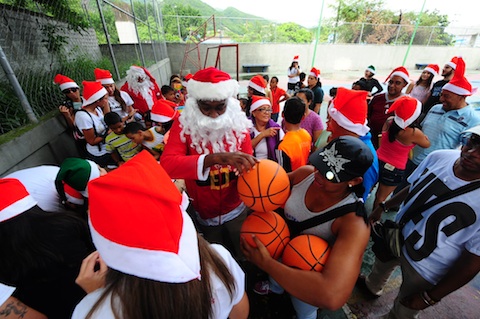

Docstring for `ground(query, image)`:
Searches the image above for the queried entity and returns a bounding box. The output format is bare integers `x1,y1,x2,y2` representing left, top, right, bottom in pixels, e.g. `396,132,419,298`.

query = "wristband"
419,292,431,307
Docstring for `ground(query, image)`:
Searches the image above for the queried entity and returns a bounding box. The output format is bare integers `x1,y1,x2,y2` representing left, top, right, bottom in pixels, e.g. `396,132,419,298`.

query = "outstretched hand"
207,152,258,176
75,251,108,293
240,235,273,271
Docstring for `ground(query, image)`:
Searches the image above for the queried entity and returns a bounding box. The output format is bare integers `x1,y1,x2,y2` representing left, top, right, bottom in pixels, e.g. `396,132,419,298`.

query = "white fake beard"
179,97,252,154
126,71,155,107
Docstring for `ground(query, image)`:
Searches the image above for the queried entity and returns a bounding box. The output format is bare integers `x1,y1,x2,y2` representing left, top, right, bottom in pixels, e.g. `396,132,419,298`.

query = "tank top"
283,173,357,246
409,85,430,104
377,131,415,169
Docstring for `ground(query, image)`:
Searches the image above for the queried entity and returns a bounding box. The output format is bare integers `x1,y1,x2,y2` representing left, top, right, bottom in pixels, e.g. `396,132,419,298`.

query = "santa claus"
161,67,257,258
120,66,162,115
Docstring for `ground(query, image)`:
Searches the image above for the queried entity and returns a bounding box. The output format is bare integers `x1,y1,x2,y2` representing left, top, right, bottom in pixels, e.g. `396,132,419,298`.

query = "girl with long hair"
405,64,439,105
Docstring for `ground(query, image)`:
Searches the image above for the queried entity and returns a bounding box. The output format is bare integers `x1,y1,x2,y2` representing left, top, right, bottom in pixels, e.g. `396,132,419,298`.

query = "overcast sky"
201,0,478,31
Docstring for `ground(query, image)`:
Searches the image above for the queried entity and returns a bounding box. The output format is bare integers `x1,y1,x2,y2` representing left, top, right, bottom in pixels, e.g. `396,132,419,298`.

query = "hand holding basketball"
241,234,273,271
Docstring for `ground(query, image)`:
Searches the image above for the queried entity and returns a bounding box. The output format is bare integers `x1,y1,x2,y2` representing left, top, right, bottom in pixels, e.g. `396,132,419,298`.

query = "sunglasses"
62,88,79,94
255,108,273,113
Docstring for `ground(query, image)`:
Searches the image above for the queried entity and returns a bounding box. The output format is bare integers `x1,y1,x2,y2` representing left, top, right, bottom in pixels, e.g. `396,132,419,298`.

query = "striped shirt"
105,132,142,162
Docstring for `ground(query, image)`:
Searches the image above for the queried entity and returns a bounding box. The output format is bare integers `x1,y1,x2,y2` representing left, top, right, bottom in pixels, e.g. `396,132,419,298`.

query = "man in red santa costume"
120,66,162,116
161,67,257,258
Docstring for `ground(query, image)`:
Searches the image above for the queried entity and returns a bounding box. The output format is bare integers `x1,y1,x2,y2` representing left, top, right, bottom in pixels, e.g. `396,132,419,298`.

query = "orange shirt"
276,129,311,172
270,87,286,114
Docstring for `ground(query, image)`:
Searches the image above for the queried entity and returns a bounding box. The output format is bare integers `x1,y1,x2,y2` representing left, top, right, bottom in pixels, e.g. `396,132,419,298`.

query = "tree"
160,4,202,41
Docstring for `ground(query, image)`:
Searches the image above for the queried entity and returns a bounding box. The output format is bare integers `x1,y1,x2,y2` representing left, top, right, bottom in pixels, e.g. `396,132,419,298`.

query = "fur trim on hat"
250,97,271,113
328,106,370,136
187,78,239,101
0,179,37,222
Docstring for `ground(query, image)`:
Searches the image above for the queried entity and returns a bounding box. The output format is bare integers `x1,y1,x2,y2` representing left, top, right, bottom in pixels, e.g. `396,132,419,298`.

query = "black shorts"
378,160,405,186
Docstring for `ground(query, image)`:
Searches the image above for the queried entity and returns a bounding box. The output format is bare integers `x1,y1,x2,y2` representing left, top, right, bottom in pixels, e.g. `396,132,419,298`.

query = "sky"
201,0,478,30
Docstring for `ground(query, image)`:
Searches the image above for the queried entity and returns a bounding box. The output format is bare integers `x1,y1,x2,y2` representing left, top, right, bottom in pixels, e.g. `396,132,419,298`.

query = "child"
275,97,311,172
161,85,177,103
238,98,248,112
124,122,164,160
104,112,142,166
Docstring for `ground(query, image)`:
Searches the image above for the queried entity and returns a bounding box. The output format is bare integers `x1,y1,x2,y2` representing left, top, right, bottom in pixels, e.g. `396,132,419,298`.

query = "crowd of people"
1,54,480,319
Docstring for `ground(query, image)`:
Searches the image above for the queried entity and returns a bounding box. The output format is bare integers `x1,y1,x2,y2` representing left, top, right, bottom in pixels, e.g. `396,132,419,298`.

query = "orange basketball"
240,211,290,259
237,159,290,212
282,234,330,272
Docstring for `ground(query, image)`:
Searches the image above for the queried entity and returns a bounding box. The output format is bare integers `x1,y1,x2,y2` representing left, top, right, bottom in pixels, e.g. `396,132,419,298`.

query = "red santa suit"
161,120,253,221
120,66,162,115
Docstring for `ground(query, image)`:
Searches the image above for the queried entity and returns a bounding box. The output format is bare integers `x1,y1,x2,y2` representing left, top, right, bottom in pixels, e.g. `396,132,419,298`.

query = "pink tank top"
377,132,415,170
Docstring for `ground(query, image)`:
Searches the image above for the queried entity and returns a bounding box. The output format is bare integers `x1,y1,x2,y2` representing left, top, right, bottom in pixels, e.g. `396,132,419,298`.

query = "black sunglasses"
62,87,79,94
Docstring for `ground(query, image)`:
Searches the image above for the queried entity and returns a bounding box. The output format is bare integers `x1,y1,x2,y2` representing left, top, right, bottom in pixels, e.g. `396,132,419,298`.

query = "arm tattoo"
0,300,28,318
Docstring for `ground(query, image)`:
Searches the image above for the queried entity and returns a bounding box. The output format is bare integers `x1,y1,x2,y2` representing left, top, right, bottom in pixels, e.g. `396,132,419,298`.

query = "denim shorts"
378,160,405,186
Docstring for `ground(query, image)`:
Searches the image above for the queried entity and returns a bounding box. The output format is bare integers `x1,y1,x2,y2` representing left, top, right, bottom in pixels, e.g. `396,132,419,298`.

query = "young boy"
161,85,177,103
124,122,164,160
275,97,311,172
104,112,142,166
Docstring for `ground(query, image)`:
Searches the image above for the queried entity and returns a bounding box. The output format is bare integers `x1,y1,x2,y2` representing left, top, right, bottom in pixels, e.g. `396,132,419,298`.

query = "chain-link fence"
0,0,167,136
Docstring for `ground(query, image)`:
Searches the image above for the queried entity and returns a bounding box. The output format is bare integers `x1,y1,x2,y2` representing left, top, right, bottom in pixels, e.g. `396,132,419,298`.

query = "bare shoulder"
288,165,315,185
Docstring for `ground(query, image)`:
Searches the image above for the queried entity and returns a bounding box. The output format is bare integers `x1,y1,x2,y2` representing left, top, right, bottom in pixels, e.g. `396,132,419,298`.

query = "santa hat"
151,99,179,123
55,158,101,198
328,87,370,136
292,55,299,63
387,96,422,129
423,64,440,76
94,68,115,85
446,56,458,70
88,151,201,283
442,57,474,96
182,73,193,87
126,66,158,84
310,67,321,79
82,81,107,107
63,182,85,205
250,95,271,113
248,75,267,94
385,66,410,84
54,74,79,91
187,67,238,101
0,178,37,222
366,65,376,74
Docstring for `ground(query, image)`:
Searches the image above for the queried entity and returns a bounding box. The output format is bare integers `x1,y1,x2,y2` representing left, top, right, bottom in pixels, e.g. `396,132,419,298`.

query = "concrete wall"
166,43,480,77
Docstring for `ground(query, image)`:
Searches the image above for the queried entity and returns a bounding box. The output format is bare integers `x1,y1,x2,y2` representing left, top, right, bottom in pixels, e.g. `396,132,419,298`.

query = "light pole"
173,5,181,41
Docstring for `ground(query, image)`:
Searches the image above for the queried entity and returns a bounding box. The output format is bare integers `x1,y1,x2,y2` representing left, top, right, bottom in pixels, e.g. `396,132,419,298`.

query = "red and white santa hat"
446,56,459,70
63,182,85,205
385,66,410,84
151,99,179,123
387,96,422,129
54,74,79,91
88,151,200,283
82,81,108,107
0,178,37,222
442,57,474,96
248,75,267,95
94,68,115,85
250,95,271,113
292,55,299,63
328,87,370,136
423,64,440,76
187,67,238,101
310,67,321,79
182,73,193,87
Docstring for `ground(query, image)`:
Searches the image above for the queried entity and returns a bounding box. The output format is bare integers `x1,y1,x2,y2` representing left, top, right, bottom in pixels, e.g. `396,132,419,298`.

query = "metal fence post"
96,0,120,80
130,0,146,66
358,22,364,44
144,0,158,63
427,26,435,46
0,45,37,124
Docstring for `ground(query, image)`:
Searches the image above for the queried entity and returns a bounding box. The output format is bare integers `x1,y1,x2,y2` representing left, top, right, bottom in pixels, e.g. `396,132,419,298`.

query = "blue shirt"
359,132,379,201
412,104,480,165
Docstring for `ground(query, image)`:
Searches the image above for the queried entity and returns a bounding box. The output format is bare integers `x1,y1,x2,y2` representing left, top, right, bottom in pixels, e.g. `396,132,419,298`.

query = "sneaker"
356,275,381,299
253,280,272,295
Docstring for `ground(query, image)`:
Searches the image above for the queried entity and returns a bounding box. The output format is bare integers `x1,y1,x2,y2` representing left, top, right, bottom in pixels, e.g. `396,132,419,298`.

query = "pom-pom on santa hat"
442,57,474,96
94,68,115,85
250,95,271,113
423,64,440,76
328,87,370,136
0,178,37,222
387,96,422,129
187,67,238,101
310,67,321,79
366,65,376,74
292,55,299,63
54,74,79,91
248,75,267,95
82,81,108,107
385,66,410,84
88,150,201,283
151,99,179,123
446,56,459,70
55,158,101,199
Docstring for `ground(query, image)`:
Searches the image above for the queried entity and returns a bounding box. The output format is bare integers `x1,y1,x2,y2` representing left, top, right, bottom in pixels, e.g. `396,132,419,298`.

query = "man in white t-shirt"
359,125,480,318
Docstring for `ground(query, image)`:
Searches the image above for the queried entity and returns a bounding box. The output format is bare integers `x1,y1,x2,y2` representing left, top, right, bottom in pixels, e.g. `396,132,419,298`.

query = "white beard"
179,97,252,154
126,70,155,107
